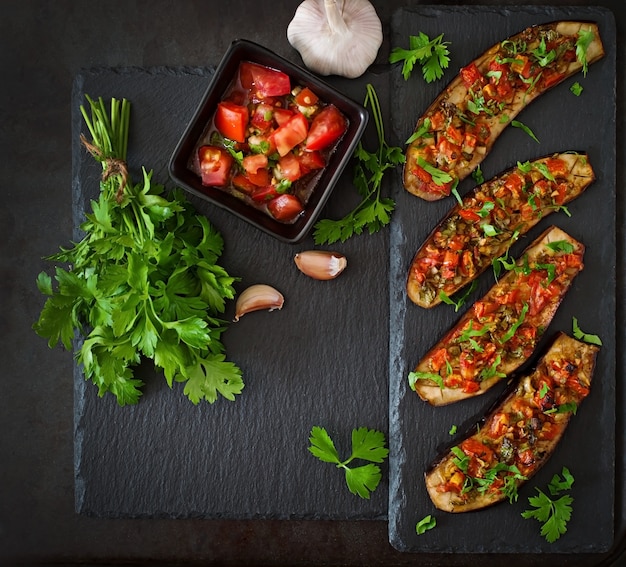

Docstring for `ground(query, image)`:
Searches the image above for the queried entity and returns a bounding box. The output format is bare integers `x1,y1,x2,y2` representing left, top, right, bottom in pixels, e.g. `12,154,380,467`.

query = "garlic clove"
294,250,347,280
234,284,285,322
287,0,383,79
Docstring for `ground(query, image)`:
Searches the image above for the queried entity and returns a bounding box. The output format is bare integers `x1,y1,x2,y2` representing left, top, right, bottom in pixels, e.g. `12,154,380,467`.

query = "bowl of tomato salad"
169,39,368,243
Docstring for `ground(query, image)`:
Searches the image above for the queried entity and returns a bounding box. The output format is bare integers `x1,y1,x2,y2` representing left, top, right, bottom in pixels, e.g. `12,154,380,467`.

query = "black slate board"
71,67,391,520
388,6,617,554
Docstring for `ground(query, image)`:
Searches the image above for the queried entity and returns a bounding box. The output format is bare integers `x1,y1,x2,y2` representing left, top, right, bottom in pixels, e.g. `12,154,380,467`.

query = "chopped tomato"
294,87,319,107
198,145,233,187
214,101,248,143
239,62,291,97
232,173,256,195
474,300,499,319
251,185,279,203
445,124,464,146
246,167,271,187
542,69,564,89
458,208,481,222
305,105,347,151
242,153,268,176
297,150,325,174
272,113,309,156
250,103,274,132
277,153,303,182
460,62,483,88
273,107,294,126
428,110,446,131
429,348,449,372
487,412,509,438
461,438,494,464
267,193,304,222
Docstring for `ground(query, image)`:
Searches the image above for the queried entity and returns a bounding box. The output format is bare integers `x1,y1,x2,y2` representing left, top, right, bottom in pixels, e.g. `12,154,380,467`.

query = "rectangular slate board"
71,67,392,520
388,6,617,554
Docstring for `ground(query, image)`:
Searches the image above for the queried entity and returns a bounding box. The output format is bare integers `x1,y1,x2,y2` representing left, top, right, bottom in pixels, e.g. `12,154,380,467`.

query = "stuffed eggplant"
403,21,604,201
407,152,594,308
424,332,599,513
409,226,584,406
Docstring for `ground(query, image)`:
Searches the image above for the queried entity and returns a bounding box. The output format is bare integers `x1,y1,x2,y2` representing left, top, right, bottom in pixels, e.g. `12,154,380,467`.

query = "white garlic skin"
233,284,285,322
287,0,383,79
294,250,347,280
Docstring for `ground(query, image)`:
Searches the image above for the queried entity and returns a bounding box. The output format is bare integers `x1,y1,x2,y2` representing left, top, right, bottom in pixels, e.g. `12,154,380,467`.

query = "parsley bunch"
389,32,451,83
308,426,389,499
522,467,575,543
34,95,243,406
313,84,400,245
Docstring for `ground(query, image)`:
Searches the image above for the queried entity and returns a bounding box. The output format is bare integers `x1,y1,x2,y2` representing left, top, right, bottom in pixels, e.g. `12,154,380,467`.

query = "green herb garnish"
313,84,399,244
390,32,451,83
522,467,575,543
572,317,602,346
416,514,437,534
308,426,389,499
34,95,242,406
511,120,540,143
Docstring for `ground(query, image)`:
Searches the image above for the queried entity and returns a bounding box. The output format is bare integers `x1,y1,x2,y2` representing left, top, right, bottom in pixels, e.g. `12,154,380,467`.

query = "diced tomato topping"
460,62,483,88
429,348,449,373
214,101,249,143
474,300,499,319
461,438,495,464
239,62,291,97
487,412,510,438
267,193,304,222
272,113,309,156
445,124,464,145
197,145,233,187
459,352,476,380
294,87,319,107
462,379,481,394
544,157,569,178
428,110,446,131
305,105,347,151
458,208,481,222
542,69,564,89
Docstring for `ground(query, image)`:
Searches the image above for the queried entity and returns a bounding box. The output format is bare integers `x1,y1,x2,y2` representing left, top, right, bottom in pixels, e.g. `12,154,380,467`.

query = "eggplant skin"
411,226,585,406
407,152,595,309
403,21,604,201
425,333,599,513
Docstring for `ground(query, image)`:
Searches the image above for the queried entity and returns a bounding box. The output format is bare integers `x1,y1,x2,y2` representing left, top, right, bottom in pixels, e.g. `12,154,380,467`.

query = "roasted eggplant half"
410,226,584,406
403,22,604,201
407,152,594,308
424,332,599,513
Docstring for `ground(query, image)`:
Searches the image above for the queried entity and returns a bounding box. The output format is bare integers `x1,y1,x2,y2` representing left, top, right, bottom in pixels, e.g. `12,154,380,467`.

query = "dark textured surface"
388,5,617,555
2,1,625,566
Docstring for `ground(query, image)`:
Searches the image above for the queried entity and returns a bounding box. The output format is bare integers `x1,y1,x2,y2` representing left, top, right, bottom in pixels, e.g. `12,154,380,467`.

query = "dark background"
2,1,623,566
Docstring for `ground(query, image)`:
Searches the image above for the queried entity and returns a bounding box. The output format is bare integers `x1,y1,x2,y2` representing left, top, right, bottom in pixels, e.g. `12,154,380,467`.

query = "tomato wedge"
239,62,291,97
267,194,304,222
197,145,233,187
214,101,248,143
305,105,347,151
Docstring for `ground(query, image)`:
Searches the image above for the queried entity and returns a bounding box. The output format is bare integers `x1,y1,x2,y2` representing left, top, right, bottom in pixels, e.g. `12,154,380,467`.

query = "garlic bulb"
287,0,383,79
294,250,347,280
233,284,284,322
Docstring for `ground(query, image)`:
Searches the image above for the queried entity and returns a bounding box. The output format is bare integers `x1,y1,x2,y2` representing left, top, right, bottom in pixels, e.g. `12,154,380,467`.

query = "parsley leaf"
33,96,242,406
511,119,540,143
576,29,595,77
521,467,575,543
313,84,400,244
390,32,451,83
308,426,389,499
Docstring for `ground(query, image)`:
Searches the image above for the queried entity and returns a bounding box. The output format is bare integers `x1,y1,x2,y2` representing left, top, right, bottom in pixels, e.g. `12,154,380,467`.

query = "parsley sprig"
313,84,400,244
390,32,451,83
522,467,575,543
308,426,389,499
34,95,243,406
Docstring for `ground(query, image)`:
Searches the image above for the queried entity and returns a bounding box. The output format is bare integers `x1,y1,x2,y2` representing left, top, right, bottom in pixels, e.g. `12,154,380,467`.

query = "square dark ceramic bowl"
168,39,368,244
